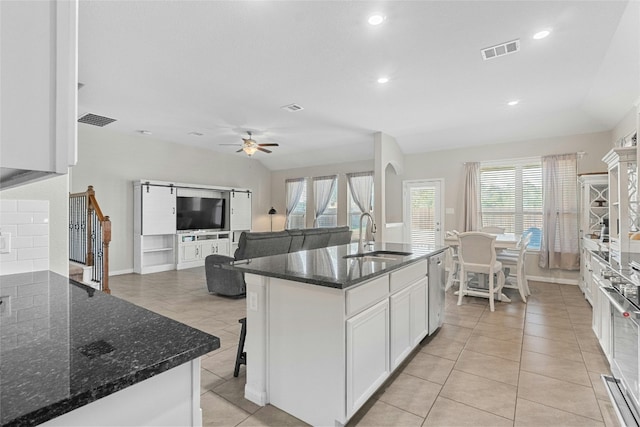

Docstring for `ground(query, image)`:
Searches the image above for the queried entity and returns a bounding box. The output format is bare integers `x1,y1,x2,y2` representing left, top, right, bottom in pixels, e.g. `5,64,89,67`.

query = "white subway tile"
12,237,34,249
0,213,34,226
0,225,18,236
1,251,17,262
32,213,49,224
32,236,48,247
17,200,49,213
32,259,49,271
17,224,48,237
0,260,34,276
0,200,17,212
17,247,49,261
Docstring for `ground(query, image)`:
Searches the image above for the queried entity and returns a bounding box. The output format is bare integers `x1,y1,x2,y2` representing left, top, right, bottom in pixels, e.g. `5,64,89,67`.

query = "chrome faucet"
358,212,377,254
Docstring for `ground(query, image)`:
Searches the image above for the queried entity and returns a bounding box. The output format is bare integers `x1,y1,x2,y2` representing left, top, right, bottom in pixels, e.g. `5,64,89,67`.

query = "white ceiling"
78,1,640,171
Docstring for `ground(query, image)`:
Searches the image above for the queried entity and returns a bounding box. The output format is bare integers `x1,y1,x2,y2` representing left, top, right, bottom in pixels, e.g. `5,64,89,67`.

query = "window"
346,172,374,233
480,158,542,248
314,175,338,228
285,178,307,229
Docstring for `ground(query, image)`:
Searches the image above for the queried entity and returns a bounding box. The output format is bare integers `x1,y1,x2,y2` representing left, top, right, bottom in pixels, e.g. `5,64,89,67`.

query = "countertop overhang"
0,271,220,427
226,242,448,289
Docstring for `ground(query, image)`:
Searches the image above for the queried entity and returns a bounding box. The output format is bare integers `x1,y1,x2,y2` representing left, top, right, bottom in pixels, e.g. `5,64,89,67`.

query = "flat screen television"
176,196,225,231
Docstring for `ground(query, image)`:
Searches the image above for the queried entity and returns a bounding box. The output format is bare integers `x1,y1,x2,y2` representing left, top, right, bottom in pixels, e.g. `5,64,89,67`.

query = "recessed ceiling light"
377,77,389,84
368,14,386,26
188,131,203,136
533,29,551,40
507,100,520,106
138,130,152,135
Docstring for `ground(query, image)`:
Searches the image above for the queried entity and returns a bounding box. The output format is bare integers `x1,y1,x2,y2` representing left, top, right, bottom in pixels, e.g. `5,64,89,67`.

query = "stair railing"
69,186,111,294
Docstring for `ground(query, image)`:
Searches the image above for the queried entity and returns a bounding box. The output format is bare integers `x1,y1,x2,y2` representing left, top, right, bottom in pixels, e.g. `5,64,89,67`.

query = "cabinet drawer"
346,275,389,317
390,260,427,293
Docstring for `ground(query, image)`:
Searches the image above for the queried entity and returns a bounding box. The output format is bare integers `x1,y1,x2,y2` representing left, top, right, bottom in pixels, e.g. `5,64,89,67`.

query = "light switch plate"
0,232,11,254
248,292,258,311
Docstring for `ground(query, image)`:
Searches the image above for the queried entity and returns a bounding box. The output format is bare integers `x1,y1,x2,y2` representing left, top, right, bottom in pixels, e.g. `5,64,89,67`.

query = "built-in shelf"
143,247,174,253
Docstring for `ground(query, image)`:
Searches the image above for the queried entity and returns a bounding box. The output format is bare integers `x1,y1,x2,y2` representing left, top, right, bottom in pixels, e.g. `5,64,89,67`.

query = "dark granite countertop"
227,242,448,289
0,271,220,427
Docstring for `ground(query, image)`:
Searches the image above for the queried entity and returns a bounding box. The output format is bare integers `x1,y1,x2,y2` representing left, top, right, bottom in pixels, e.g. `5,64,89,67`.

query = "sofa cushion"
235,231,292,260
301,228,331,250
327,226,352,246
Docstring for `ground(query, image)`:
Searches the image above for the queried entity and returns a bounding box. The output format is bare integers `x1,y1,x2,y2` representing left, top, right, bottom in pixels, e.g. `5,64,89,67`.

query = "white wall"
270,160,374,230
0,174,69,276
71,125,272,274
612,106,638,144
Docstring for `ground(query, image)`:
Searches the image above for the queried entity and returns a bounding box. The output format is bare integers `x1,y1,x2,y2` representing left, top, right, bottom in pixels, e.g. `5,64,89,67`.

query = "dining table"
444,232,521,303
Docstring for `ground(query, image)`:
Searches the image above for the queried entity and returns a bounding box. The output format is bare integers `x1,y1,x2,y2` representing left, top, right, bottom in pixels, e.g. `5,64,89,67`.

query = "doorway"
403,180,444,247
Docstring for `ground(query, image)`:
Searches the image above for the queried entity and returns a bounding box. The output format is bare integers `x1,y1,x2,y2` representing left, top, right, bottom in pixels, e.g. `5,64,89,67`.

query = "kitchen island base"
243,254,442,426
41,359,203,427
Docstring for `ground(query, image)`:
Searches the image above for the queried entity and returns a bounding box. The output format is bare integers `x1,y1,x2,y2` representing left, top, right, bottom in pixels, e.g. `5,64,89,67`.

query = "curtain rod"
463,151,586,164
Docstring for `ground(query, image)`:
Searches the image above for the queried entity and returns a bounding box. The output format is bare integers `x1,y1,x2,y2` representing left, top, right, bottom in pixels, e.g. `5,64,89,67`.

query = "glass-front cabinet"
603,147,639,259
578,173,609,240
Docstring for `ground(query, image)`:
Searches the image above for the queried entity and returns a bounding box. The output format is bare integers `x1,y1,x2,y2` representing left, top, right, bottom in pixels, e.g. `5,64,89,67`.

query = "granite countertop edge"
5,341,219,427
228,244,448,290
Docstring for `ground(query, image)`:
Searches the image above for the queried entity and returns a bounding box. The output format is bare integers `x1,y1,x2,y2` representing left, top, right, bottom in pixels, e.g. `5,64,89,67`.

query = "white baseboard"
110,268,134,276
527,275,579,286
244,385,267,406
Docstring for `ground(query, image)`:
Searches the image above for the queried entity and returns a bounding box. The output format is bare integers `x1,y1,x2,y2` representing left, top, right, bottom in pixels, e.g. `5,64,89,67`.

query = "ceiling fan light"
244,146,258,156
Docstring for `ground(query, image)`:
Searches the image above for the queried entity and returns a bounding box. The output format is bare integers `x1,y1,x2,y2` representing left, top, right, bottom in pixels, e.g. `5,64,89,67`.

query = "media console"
133,180,252,274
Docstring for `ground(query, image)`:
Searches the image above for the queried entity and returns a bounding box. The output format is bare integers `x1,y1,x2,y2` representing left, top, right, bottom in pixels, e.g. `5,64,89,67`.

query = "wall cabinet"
230,190,252,231
603,147,639,259
0,0,78,189
141,185,177,236
578,174,609,240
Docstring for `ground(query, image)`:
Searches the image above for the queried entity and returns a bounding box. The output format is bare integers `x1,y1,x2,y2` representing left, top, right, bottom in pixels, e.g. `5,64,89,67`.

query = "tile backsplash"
0,200,50,275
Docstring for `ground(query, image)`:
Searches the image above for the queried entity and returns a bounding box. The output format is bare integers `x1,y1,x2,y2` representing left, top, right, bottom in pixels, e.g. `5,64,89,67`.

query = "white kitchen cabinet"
229,190,252,231
410,278,429,346
0,0,78,188
346,299,390,419
390,286,412,370
141,185,177,236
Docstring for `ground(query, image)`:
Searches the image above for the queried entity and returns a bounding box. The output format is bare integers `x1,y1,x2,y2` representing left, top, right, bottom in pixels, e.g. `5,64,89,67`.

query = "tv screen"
176,197,225,231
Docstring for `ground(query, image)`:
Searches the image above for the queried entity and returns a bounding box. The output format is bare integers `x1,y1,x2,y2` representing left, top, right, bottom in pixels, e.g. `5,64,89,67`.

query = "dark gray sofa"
205,226,352,297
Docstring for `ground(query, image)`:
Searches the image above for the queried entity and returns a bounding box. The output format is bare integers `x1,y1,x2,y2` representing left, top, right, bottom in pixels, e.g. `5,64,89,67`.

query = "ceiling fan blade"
257,147,272,154
258,143,279,147
236,148,244,153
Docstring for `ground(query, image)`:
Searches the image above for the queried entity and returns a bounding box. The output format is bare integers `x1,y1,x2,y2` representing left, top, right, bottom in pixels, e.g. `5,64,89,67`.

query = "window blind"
480,158,542,247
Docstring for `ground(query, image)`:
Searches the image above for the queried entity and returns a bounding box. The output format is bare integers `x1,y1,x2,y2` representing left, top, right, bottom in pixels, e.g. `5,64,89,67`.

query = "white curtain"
461,162,482,232
347,172,374,214
313,175,337,227
539,153,579,270
285,178,306,229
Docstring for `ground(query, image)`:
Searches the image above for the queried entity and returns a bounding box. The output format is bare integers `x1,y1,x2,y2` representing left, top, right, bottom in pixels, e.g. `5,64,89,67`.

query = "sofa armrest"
204,255,246,297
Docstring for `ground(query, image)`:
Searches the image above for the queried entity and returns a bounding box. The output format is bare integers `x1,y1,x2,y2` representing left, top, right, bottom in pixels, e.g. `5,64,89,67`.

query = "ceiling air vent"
481,39,520,61
78,113,117,127
281,103,304,112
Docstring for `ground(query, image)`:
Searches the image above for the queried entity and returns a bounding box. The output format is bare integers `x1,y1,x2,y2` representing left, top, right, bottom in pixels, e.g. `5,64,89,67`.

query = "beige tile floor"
109,268,621,427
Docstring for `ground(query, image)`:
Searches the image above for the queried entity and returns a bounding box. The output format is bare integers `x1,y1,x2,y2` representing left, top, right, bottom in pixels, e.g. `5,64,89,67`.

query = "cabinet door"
199,242,217,258
600,289,612,361
142,186,177,235
346,299,389,418
230,191,252,231
180,244,199,262
410,278,428,345
217,238,230,256
0,0,77,175
390,287,412,370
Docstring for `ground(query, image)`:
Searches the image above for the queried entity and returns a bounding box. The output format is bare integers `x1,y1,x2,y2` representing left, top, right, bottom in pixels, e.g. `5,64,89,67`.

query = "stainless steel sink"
343,250,413,261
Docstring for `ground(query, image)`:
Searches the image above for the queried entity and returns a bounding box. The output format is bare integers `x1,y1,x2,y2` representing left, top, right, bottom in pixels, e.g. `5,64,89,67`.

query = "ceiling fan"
220,132,279,156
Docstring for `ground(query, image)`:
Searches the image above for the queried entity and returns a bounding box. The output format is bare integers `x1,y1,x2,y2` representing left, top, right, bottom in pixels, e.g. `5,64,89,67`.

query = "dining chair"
497,232,531,303
456,231,506,312
480,226,506,234
445,230,460,291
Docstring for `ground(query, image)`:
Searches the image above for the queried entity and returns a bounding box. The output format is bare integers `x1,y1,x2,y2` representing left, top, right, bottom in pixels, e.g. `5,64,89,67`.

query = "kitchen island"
229,242,447,426
0,271,219,427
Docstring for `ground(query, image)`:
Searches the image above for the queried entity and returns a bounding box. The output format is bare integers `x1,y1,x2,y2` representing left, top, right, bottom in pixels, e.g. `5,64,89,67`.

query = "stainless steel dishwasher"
428,251,446,334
